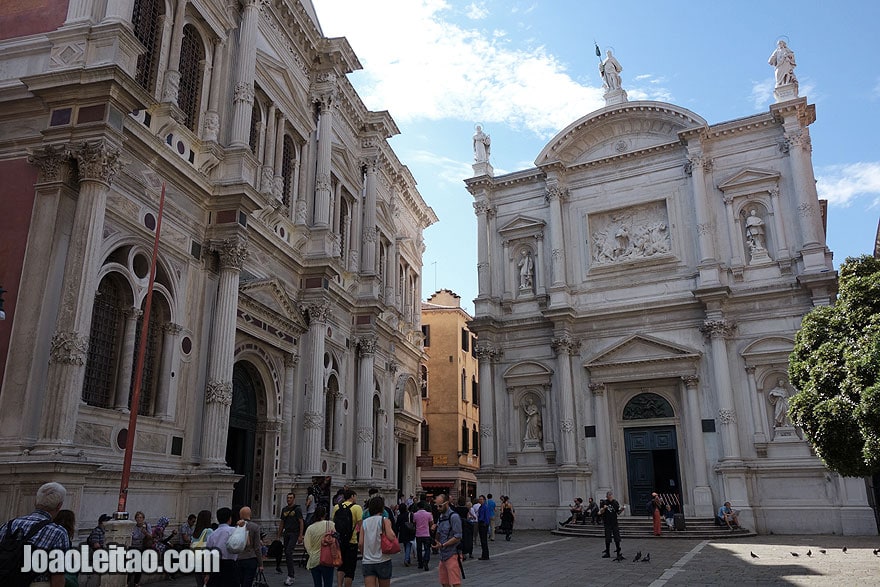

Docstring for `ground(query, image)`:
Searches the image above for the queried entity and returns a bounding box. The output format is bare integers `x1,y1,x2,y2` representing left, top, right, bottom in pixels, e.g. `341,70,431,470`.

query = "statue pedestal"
522,439,542,452
771,425,798,442
472,161,493,177
748,248,772,265
774,82,798,103
102,519,135,587
603,88,628,106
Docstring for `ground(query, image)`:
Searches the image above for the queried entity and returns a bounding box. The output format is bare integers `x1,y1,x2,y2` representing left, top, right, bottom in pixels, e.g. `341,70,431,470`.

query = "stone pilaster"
700,319,741,460
685,147,721,285
302,300,330,475
114,307,142,410
551,334,580,466
475,342,500,469
312,75,336,227
229,0,260,148
355,336,377,481
474,199,490,297
589,382,611,495
544,179,567,288
155,322,183,418
280,352,298,475
360,156,379,274
682,375,714,516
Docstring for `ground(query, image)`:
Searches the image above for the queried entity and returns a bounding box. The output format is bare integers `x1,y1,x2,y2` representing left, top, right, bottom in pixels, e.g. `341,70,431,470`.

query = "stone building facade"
467,70,875,534
0,0,436,529
419,290,481,500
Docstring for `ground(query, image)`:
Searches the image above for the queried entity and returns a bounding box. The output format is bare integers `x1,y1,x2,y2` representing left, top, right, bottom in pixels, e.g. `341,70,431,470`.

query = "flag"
595,43,601,57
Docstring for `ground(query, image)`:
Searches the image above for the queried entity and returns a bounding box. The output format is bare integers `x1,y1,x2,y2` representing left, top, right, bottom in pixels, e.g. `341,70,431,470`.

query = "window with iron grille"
472,375,479,405
472,425,479,456
249,101,261,155
128,297,166,415
421,420,429,451
131,0,164,93
83,276,124,408
461,328,469,352
461,421,469,454
281,135,294,207
177,24,205,132
324,375,338,451
461,369,467,401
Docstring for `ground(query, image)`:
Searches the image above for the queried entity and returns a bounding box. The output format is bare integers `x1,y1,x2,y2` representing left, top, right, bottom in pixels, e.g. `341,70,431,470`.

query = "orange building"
419,290,480,500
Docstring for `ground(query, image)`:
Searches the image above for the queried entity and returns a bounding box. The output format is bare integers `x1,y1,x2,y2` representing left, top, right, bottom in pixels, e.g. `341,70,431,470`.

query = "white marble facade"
467,77,875,534
0,0,435,531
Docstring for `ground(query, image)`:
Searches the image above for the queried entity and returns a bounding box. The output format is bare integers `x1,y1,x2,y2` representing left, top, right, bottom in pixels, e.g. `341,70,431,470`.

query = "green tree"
788,255,880,477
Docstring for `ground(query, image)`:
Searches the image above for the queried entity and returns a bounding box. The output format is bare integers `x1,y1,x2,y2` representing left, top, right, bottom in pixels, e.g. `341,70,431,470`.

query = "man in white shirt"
205,507,237,587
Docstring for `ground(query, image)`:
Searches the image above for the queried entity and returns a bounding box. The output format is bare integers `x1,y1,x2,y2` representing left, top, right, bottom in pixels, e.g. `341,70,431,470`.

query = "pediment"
586,334,701,368
741,336,794,364
503,361,553,382
498,215,546,236
536,101,706,168
718,168,781,193
239,278,306,331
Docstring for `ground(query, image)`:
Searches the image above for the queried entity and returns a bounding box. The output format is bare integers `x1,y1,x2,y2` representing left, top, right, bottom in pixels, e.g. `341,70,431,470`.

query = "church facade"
467,55,875,534
0,0,435,528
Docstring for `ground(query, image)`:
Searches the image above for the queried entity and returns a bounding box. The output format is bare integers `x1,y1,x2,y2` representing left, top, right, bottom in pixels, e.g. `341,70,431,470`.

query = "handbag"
226,524,248,554
379,519,401,555
252,569,270,587
319,521,342,567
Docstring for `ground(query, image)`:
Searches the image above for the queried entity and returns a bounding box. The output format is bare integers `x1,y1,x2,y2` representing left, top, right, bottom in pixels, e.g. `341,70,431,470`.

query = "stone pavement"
141,530,880,587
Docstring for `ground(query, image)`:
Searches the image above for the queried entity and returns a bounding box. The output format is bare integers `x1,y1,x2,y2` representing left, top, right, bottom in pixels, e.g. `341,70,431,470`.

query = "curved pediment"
503,361,554,387
535,101,707,168
741,336,795,364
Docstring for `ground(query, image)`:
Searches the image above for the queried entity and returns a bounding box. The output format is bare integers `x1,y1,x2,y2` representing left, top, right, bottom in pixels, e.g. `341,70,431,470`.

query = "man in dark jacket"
599,491,625,558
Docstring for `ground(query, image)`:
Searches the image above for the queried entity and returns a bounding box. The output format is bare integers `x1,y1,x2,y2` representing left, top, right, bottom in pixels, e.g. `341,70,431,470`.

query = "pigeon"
790,552,799,557
873,549,879,556
807,550,812,557
819,549,827,554
843,547,848,553
633,551,642,562
750,551,759,559
642,553,651,563
614,553,626,562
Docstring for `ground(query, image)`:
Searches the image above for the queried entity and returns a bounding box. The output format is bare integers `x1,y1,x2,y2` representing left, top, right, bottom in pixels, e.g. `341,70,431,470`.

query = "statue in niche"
517,250,534,290
522,397,543,442
599,49,623,90
745,209,767,253
473,124,491,162
768,379,790,428
768,40,797,87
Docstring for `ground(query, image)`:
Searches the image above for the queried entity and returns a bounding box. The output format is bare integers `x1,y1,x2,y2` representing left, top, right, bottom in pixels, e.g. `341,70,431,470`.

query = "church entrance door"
227,361,259,513
624,426,681,516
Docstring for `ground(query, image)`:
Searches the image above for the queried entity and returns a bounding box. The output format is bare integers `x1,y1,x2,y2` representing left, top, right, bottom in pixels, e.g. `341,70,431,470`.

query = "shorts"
438,556,461,585
340,543,358,578
362,559,393,580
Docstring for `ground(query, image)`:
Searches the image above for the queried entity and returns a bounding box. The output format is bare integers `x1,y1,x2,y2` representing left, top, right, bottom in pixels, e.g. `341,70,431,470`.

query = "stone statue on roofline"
768,39,798,102
596,46,628,106
471,123,494,177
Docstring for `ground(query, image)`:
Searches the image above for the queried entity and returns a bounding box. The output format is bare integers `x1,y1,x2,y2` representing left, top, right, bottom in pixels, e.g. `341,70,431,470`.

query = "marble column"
385,238,396,301
722,195,744,268
302,301,330,475
229,0,260,148
360,157,378,274
545,180,567,287
155,322,182,419
160,0,188,105
203,38,225,142
766,187,790,259
114,307,142,410
355,336,377,481
589,383,611,494
40,141,121,446
534,233,546,295
682,375,714,516
701,319,741,460
348,195,361,272
200,237,248,466
281,352,298,475
745,367,767,443
487,205,499,299
686,150,721,284
783,127,826,262
273,113,287,203
260,104,277,197
551,334,580,466
474,199,490,297
312,88,335,227
475,343,500,469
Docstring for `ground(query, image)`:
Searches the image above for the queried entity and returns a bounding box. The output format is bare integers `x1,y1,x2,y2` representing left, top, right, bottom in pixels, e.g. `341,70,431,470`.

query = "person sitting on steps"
560,498,583,526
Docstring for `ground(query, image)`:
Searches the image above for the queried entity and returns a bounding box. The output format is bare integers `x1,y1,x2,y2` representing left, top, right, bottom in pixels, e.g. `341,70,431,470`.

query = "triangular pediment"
718,168,780,192
239,278,306,331
499,215,545,235
586,334,700,368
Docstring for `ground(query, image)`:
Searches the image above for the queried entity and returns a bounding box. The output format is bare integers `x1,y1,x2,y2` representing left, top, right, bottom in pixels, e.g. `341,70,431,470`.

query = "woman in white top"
359,496,396,587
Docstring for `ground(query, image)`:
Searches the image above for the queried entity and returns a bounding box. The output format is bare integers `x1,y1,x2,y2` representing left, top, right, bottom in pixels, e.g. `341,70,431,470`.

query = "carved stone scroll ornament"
473,200,489,216
681,375,700,389
28,144,73,184
551,335,581,356
588,382,606,395
474,342,501,363
205,380,233,406
49,331,89,365
283,352,300,369
304,301,331,325
74,141,122,185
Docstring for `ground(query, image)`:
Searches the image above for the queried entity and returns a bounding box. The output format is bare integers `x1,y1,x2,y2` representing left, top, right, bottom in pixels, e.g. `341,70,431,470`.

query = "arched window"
472,424,479,456
461,369,467,401
622,393,674,420
281,135,294,207
177,24,205,132
248,100,261,155
324,375,338,451
131,0,164,93
83,275,126,407
471,375,479,405
129,293,170,415
461,420,469,454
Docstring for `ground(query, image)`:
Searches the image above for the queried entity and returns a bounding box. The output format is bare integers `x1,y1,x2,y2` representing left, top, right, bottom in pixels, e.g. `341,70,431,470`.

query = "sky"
312,0,880,314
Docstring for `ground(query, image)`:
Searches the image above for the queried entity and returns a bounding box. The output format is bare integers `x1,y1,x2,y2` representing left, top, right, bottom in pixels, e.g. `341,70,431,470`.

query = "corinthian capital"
357,335,378,356
305,301,332,325
700,319,736,338
474,342,500,362
544,181,568,202
473,200,489,216
217,237,249,270
588,382,606,395
551,334,581,356
74,141,122,185
28,144,73,184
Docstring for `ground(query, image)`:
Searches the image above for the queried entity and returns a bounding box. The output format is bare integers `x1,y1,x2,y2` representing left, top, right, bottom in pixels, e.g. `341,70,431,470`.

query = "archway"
227,361,261,511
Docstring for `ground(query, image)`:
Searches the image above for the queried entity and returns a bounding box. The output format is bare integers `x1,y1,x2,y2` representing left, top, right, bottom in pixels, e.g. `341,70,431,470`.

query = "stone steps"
551,517,756,539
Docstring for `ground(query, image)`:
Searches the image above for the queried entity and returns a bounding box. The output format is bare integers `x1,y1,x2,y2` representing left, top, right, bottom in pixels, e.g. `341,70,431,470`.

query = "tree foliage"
789,255,880,477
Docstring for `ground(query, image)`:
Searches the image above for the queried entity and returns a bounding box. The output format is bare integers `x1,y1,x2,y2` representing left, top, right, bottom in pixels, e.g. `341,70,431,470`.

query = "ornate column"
544,179,567,287
260,104,277,198
348,194,361,272
474,199,490,297
312,78,336,227
384,238,396,301
700,319,741,460
486,205,499,299
722,195,744,268
200,237,248,465
685,147,721,284
161,0,189,105
589,382,612,494
534,233,546,295
114,307,142,410
203,38,225,142
745,367,767,444
355,336,377,481
40,141,121,446
783,127,826,264
360,156,378,274
302,301,330,475
280,352,298,475
682,375,714,516
155,322,183,419
551,334,580,466
229,0,260,148
475,343,500,469
767,187,790,260
273,113,287,202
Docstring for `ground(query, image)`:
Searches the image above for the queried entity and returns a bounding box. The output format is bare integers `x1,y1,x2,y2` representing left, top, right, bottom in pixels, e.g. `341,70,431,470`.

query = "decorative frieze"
589,200,671,265
205,380,233,406
49,331,89,365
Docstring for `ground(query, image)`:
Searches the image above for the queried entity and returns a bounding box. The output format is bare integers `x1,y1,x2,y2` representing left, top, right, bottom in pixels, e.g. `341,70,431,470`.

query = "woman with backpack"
303,507,335,587
394,502,416,566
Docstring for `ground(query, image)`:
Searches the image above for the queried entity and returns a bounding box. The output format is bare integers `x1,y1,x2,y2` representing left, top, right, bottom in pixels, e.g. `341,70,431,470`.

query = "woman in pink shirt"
413,502,434,571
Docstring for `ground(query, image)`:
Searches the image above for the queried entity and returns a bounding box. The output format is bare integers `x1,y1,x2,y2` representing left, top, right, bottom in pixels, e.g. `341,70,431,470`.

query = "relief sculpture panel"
589,200,671,266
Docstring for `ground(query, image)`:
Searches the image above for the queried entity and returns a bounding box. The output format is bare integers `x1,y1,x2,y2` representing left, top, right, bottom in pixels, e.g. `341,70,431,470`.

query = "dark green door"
625,426,680,515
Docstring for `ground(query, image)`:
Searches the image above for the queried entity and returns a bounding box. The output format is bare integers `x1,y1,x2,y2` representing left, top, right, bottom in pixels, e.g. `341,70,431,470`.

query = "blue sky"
313,0,880,314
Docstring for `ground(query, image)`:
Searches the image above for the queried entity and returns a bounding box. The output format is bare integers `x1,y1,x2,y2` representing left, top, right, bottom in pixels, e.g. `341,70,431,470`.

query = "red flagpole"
116,182,166,518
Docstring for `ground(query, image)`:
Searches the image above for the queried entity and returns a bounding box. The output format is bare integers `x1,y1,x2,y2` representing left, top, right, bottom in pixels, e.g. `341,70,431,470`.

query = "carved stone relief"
589,201,671,266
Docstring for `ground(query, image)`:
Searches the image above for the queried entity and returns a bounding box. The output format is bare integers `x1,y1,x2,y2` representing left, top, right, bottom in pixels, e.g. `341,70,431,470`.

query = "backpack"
0,518,52,587
333,504,355,544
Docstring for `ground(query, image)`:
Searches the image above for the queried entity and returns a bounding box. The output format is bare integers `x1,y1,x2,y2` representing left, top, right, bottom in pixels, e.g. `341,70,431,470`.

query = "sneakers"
284,578,294,586
601,552,610,558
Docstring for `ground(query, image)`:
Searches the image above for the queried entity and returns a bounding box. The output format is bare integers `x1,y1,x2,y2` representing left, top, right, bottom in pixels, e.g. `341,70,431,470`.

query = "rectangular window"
472,377,479,406
471,336,477,358
461,328,469,352
422,325,431,347
461,425,469,454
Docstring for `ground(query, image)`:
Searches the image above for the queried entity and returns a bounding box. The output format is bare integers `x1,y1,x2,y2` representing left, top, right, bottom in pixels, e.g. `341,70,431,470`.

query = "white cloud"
406,149,475,185
815,162,880,208
465,2,488,19
750,78,774,110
